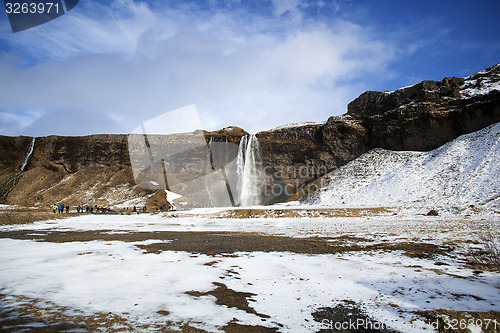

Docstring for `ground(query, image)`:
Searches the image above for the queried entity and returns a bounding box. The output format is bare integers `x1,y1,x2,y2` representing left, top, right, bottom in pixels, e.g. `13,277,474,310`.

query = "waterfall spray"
236,134,265,206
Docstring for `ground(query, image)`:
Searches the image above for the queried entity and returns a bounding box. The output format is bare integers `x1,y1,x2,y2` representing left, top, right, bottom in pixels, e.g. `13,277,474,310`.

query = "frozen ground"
0,211,499,332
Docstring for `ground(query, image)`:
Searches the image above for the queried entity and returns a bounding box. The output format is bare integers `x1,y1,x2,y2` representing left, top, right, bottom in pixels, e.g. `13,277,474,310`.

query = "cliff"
0,128,249,208
1,64,499,208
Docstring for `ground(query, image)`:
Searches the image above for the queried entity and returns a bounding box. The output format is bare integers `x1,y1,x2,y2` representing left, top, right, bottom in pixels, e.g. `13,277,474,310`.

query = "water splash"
237,134,265,206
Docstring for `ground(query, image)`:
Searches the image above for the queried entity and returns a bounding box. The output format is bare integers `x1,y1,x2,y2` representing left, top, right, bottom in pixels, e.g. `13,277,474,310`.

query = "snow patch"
271,121,326,131
461,78,500,98
461,64,500,98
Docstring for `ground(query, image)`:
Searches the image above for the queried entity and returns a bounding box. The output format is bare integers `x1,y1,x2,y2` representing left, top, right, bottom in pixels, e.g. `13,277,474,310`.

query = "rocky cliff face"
0,134,138,208
34,134,131,172
343,66,500,151
1,64,499,207
256,123,335,201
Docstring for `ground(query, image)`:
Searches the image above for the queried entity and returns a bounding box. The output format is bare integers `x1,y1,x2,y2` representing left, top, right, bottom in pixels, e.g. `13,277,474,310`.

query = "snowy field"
1,211,499,332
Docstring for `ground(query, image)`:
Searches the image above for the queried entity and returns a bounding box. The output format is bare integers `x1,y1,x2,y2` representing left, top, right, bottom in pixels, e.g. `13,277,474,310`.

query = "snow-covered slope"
460,63,500,98
270,120,326,131
308,122,500,210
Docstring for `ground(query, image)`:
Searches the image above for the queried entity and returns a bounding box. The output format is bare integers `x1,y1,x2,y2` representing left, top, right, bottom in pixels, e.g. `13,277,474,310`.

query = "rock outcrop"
343,67,500,151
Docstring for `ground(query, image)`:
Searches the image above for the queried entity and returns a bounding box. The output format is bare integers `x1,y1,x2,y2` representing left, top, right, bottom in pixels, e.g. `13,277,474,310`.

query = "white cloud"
0,108,42,136
2,0,169,61
0,0,395,136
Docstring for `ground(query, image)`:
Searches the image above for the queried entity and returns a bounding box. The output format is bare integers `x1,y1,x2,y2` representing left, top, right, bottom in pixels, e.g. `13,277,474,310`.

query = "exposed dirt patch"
186,282,270,319
169,207,395,219
312,301,399,332
222,321,279,333
0,229,449,259
1,289,277,333
0,209,66,225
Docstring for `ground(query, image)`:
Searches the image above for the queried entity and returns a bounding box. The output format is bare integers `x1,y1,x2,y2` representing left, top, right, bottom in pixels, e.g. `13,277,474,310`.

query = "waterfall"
20,138,35,171
203,135,265,207
236,134,264,206
2,138,35,201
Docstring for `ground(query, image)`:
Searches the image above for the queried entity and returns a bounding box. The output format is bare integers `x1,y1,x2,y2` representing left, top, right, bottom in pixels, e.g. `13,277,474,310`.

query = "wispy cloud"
0,0,399,136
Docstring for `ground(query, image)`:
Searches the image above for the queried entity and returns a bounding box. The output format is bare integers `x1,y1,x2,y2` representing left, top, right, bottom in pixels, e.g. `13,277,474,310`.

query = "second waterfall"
236,134,265,206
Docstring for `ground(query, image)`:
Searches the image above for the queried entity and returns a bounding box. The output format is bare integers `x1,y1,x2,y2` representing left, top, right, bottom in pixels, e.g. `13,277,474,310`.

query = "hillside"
301,122,500,212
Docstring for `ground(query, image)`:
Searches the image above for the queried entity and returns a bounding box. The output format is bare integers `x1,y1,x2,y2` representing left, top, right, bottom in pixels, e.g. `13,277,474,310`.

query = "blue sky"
0,0,499,136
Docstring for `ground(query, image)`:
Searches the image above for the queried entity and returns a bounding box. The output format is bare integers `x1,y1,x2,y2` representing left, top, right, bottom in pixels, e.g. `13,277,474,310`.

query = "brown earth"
0,228,451,260
0,208,66,225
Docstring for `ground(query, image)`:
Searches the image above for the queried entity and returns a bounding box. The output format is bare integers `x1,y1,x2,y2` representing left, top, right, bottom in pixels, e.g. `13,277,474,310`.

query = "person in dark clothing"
66,205,69,213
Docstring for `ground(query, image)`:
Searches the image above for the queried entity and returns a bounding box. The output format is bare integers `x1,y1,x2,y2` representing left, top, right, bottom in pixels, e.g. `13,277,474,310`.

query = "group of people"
119,206,147,213
52,204,70,214
51,204,111,214
50,204,170,215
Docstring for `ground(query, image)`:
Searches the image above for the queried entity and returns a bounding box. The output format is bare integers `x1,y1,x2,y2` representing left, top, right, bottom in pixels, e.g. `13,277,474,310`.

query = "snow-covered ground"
1,213,499,332
308,122,500,212
461,63,500,98
0,204,18,210
3,211,497,243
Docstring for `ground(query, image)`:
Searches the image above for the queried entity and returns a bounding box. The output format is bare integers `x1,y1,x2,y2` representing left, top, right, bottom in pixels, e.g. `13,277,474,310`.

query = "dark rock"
434,261,449,266
257,123,334,200
426,210,439,216
204,126,248,144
